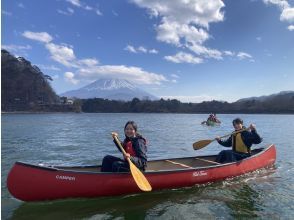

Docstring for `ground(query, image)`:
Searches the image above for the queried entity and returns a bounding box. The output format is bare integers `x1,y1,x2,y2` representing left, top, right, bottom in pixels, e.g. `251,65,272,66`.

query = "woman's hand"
124,153,131,160
111,132,118,138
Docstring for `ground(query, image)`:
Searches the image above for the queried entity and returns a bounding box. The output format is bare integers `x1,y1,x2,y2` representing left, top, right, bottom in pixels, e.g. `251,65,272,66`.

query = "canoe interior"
53,148,264,173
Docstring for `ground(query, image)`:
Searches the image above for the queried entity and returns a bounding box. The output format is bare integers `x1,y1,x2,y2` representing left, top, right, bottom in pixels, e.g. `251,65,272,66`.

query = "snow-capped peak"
84,79,136,91
60,78,158,101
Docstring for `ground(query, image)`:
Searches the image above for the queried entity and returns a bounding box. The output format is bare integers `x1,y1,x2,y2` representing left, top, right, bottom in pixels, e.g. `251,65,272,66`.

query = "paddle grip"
112,133,128,157
219,128,249,139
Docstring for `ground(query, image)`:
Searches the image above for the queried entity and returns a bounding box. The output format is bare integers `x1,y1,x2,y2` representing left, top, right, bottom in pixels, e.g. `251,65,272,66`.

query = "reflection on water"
226,184,260,218
10,170,276,220
10,188,204,220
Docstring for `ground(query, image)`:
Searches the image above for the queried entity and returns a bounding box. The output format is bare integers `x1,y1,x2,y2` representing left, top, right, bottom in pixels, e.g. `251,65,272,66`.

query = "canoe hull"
201,120,221,126
7,145,276,202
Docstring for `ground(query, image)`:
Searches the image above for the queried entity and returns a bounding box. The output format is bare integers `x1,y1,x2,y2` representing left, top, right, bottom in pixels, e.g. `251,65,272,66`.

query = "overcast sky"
2,0,294,102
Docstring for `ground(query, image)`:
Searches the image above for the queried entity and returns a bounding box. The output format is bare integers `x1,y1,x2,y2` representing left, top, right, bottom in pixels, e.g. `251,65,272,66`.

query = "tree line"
81,96,294,114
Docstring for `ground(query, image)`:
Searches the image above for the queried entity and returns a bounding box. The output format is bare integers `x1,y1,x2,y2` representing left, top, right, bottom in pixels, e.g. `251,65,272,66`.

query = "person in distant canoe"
101,121,147,172
202,113,221,125
215,118,262,163
212,113,221,123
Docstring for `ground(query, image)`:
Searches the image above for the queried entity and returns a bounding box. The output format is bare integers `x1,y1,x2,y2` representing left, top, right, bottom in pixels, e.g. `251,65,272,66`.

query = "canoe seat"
165,160,193,168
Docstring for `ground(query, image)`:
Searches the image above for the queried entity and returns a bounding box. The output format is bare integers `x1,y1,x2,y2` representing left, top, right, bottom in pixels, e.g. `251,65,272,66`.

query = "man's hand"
249,124,256,131
215,136,221,141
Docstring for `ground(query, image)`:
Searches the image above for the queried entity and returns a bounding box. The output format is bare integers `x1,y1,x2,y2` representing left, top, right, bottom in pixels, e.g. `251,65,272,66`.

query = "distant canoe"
201,120,221,126
7,145,276,202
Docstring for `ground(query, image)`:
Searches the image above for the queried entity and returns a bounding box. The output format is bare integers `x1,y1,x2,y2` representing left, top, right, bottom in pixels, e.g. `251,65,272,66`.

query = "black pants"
216,150,250,163
101,155,130,172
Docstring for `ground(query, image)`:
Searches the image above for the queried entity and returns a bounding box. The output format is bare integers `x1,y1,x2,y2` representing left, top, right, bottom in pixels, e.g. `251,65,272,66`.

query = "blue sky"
2,0,294,102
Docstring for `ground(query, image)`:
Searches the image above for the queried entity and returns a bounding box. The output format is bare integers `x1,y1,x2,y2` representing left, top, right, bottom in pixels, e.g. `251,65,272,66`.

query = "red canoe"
7,144,276,202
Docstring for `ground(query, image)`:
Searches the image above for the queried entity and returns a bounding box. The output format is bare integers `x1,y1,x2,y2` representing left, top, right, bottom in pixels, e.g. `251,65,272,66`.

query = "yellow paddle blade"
111,132,152,191
128,159,152,192
193,139,213,150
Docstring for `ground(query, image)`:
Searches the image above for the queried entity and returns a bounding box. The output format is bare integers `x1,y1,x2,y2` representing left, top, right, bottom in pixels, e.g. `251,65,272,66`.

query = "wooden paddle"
193,128,249,150
111,132,152,192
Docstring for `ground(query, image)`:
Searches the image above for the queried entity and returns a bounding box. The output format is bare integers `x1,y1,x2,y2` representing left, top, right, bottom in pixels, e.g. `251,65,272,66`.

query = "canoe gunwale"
14,144,274,175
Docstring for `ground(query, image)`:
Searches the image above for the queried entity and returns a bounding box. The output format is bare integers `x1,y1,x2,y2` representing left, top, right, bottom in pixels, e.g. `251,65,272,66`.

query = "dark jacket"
217,128,262,153
114,135,147,169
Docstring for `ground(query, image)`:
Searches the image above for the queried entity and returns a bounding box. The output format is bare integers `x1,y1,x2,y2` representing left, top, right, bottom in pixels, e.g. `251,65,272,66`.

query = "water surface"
2,113,294,219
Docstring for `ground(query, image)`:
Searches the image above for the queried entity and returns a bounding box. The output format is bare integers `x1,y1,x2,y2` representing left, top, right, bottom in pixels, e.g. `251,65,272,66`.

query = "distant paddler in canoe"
201,113,221,126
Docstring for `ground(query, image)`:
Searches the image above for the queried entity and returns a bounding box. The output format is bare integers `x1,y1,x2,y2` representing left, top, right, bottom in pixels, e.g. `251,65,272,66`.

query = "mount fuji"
60,78,158,101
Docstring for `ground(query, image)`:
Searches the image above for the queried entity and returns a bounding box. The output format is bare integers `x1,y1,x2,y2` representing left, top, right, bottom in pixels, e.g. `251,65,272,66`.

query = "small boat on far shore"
7,144,276,202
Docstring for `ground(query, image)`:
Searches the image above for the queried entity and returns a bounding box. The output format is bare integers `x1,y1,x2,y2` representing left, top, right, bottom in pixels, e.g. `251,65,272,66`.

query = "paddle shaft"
218,127,249,140
193,127,250,150
112,133,152,192
112,135,128,157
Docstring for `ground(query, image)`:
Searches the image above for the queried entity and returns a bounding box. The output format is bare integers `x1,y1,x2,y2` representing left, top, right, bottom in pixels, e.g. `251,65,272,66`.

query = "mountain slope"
232,91,294,113
60,78,158,101
236,91,294,102
1,49,59,111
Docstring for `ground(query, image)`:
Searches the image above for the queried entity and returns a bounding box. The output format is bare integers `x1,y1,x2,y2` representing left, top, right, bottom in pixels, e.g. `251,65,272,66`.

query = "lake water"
1,113,294,219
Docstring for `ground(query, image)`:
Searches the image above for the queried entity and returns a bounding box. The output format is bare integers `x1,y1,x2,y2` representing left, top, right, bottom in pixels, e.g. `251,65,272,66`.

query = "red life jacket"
123,141,136,156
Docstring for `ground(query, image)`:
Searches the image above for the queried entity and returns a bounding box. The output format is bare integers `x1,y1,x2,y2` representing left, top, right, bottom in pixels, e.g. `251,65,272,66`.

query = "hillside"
81,91,294,114
1,50,80,112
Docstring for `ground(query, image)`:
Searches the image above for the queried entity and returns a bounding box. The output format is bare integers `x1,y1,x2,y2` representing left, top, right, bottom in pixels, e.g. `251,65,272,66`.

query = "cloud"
66,0,102,16
37,64,61,71
149,49,158,54
23,31,53,43
64,72,79,84
2,10,12,16
124,45,159,54
112,10,118,16
237,52,254,61
280,7,294,22
96,9,103,16
171,74,179,78
23,31,167,85
130,0,255,63
138,46,147,53
224,50,235,56
77,65,167,85
66,0,81,7
1,44,31,54
263,0,289,10
18,3,25,8
45,43,77,67
263,0,294,30
288,25,294,30
164,52,203,64
125,45,137,53
131,0,224,27
78,58,99,66
130,0,226,61
57,8,74,16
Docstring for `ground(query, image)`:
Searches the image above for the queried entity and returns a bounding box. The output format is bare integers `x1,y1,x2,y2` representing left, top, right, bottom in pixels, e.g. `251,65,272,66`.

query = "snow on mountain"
60,78,158,101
